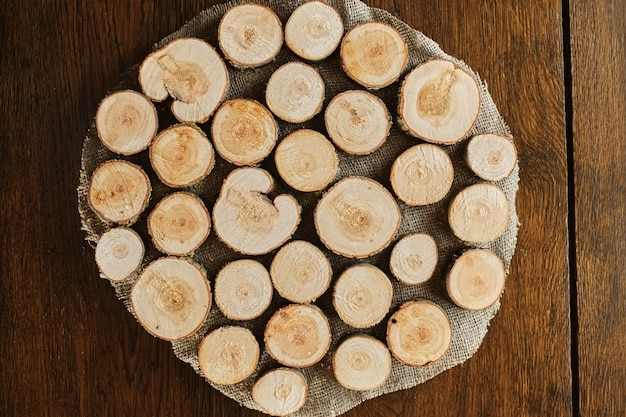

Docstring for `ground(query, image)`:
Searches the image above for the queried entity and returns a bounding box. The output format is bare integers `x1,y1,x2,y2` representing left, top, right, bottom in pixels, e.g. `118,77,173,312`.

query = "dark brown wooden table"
1,1,624,416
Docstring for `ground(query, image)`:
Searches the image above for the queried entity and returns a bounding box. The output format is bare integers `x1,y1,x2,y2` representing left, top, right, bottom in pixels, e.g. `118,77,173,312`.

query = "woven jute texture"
78,0,519,415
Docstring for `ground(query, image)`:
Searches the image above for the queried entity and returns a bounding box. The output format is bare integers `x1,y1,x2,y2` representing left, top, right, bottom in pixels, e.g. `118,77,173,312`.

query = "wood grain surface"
0,0,619,416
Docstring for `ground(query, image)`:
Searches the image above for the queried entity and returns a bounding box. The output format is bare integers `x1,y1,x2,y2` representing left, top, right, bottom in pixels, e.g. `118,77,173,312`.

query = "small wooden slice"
95,227,144,282
88,159,151,225
211,99,278,166
285,1,344,61
315,176,400,259
95,90,157,155
389,233,438,285
466,133,517,181
398,59,480,145
264,303,331,368
390,143,454,206
270,240,332,304
218,3,283,68
150,123,215,188
387,300,452,366
333,264,393,329
325,90,391,155
448,183,510,243
214,259,273,320
446,248,506,310
198,326,260,385
252,368,308,416
340,22,408,89
274,129,338,192
266,62,325,123
333,334,392,391
147,192,211,256
139,37,229,123
130,257,211,341
212,167,301,255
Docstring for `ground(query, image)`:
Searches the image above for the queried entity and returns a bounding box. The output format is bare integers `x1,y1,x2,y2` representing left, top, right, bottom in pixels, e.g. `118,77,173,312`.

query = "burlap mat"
78,0,519,415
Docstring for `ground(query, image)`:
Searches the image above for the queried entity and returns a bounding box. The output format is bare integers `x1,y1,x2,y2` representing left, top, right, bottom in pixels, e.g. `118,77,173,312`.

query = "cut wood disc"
95,90,158,155
265,62,325,123
398,59,480,145
465,133,517,181
333,334,392,391
198,326,260,385
446,248,506,310
324,90,391,155
264,303,331,368
95,227,144,282
139,37,229,123
333,264,393,329
270,240,332,304
212,167,301,255
274,129,338,192
211,99,277,166
389,233,438,285
315,176,400,259
214,259,273,321
390,143,454,206
340,22,408,89
88,159,151,225
448,183,510,243
386,300,452,366
149,123,215,188
218,3,283,68
285,1,344,61
252,368,308,416
147,191,211,256
130,257,211,341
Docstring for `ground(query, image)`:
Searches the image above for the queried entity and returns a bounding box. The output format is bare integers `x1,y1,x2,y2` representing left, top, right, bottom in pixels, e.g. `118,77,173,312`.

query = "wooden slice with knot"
95,227,144,282
95,90,157,155
285,1,344,61
387,300,452,366
333,334,392,391
252,368,308,416
389,233,438,285
130,257,211,341
198,326,260,386
465,133,517,181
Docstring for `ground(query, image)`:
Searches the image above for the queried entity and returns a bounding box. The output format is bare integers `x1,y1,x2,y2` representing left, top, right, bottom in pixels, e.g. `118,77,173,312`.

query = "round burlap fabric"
77,0,519,415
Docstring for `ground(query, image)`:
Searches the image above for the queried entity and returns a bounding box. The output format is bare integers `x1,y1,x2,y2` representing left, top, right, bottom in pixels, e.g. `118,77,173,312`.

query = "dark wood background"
1,0,624,416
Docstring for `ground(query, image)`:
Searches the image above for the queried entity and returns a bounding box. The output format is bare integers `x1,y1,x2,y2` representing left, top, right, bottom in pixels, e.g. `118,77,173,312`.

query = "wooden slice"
389,233,438,285
325,90,391,155
88,159,151,225
95,227,144,282
211,99,277,166
448,183,510,243
390,143,454,206
270,240,332,304
214,259,273,320
130,257,211,341
333,264,393,329
198,326,260,385
446,248,506,310
315,176,400,258
386,300,452,366
218,3,283,68
95,90,158,155
139,37,229,123
340,22,408,89
150,123,215,188
285,1,344,61
274,129,338,192
265,62,325,123
398,59,481,145
147,192,211,256
465,133,517,181
212,167,301,255
264,303,331,368
252,368,308,416
333,334,392,391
